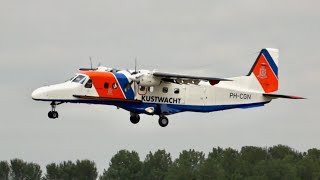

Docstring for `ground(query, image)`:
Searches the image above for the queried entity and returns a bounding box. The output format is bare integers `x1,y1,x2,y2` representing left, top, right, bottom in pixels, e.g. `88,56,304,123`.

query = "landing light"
145,107,155,114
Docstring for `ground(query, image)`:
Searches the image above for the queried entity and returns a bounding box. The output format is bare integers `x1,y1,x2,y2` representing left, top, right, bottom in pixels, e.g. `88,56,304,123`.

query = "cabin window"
85,79,92,88
162,87,168,93
148,86,154,92
104,83,109,89
72,75,86,83
112,83,118,89
140,86,146,91
124,83,131,92
174,88,180,94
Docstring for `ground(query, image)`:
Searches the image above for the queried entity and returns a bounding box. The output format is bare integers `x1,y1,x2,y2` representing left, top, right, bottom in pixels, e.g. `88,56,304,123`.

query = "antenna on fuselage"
135,57,137,73
90,56,93,69
79,56,98,71
132,57,138,75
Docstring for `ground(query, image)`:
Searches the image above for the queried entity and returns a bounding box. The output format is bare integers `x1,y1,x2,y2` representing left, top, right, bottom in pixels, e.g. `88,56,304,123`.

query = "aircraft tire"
159,116,169,127
130,114,140,124
48,111,58,119
52,111,59,119
48,111,53,119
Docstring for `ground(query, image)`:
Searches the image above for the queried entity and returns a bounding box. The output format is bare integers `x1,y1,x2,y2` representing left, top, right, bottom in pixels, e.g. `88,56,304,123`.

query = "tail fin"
248,48,279,93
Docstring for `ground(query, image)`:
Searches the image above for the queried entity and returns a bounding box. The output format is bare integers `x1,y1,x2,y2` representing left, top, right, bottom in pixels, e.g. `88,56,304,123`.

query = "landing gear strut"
48,102,61,119
158,116,169,127
130,113,140,124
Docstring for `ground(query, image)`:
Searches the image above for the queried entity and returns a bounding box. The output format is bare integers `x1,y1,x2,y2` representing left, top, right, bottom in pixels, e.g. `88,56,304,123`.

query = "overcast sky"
0,0,319,173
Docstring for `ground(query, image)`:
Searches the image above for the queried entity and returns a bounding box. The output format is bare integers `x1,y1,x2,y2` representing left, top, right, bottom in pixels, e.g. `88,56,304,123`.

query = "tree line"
1,145,320,180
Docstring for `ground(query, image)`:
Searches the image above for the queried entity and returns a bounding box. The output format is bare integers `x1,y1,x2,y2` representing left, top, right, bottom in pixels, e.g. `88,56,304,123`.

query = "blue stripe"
34,98,269,115
262,49,278,78
114,73,135,99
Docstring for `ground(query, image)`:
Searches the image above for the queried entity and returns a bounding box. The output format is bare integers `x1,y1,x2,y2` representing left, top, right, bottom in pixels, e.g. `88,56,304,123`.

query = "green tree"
45,161,77,180
10,159,25,180
268,145,300,160
57,161,76,180
165,149,205,180
100,150,142,180
199,147,226,180
44,160,97,180
220,148,241,179
141,150,172,180
0,161,10,180
297,148,320,179
74,160,98,180
10,159,42,180
44,163,61,180
255,159,296,180
239,146,268,177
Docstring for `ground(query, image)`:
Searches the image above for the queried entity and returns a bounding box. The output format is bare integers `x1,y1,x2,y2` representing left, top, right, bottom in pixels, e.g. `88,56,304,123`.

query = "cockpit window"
72,75,86,83
66,75,77,82
85,79,92,88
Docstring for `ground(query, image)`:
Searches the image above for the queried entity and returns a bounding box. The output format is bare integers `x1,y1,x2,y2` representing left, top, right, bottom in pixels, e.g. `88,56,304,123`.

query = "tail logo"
257,63,267,79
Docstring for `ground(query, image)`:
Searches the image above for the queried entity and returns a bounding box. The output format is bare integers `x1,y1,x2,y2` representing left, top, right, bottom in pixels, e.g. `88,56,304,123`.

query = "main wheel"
52,111,59,119
48,111,53,118
158,116,169,127
130,114,140,124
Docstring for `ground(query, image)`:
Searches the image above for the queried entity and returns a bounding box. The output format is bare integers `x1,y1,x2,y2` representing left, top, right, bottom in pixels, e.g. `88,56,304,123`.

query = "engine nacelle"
137,74,161,87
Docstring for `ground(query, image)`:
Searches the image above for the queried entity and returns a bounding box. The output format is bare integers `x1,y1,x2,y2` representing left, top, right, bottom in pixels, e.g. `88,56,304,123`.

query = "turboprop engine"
138,74,161,87
130,70,161,87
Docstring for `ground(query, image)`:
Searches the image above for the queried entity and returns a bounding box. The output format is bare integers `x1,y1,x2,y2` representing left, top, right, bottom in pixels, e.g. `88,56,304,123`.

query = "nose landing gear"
48,111,58,119
48,102,62,119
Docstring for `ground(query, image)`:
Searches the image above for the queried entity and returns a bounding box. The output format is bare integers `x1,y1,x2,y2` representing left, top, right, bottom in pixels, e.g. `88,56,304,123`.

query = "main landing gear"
48,102,62,119
129,113,169,127
130,113,140,124
158,116,169,127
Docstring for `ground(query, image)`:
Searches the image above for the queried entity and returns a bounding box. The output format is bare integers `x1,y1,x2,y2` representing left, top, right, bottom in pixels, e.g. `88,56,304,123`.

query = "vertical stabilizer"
248,48,279,93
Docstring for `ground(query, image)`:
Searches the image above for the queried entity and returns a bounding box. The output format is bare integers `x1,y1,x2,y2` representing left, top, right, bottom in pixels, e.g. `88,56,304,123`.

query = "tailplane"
263,93,305,99
248,48,279,93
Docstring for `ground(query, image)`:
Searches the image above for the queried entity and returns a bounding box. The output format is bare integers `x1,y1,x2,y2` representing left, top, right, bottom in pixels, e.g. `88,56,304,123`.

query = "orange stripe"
81,71,126,99
253,55,278,93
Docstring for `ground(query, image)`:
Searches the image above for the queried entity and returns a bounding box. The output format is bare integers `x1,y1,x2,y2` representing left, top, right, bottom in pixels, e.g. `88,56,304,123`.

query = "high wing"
153,72,231,85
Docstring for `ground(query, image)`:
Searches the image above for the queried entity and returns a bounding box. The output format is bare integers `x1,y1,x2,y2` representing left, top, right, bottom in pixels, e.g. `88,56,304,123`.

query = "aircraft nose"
31,87,48,100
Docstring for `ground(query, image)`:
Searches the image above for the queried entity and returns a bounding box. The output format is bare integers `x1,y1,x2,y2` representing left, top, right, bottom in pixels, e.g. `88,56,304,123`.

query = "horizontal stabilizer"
263,93,306,99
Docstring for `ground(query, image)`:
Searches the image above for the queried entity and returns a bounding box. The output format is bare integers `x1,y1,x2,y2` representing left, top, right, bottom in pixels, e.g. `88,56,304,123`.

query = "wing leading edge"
153,72,231,82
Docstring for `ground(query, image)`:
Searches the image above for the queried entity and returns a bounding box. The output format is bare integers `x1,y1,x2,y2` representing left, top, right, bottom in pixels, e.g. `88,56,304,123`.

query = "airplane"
31,48,304,127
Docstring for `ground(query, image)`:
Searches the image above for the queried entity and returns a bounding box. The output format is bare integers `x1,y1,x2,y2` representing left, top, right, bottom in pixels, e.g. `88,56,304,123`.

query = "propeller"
129,58,139,98
127,58,151,97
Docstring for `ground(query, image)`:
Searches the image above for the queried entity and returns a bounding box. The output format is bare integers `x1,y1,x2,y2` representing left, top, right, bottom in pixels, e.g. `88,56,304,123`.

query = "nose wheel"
48,102,61,119
48,111,59,119
158,116,169,127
